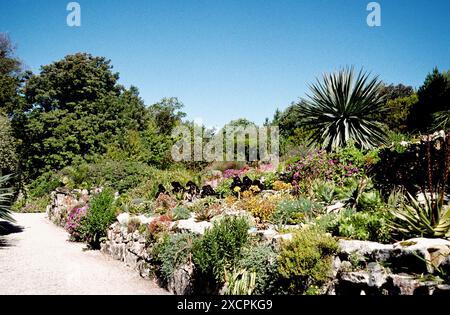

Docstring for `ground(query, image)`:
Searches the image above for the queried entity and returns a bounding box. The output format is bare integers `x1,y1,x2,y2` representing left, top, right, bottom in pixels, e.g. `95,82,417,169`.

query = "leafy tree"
297,67,387,151
148,97,186,135
0,114,18,175
383,94,419,133
379,83,414,102
408,68,450,132
19,53,149,178
0,33,24,115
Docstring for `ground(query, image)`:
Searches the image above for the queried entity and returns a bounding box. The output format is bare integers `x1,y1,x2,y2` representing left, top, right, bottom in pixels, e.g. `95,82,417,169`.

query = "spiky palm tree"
0,174,14,223
297,67,387,151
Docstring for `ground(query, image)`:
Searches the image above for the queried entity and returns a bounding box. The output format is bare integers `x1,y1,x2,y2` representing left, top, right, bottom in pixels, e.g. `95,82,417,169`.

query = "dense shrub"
335,209,392,243
237,245,282,295
153,233,197,283
371,138,449,195
79,190,116,249
284,149,364,193
277,228,338,294
192,216,250,284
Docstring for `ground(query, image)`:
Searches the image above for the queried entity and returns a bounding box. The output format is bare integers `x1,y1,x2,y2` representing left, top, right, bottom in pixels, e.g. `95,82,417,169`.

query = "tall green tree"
148,97,186,135
408,68,450,132
297,67,387,151
0,33,24,115
20,53,149,178
0,114,18,176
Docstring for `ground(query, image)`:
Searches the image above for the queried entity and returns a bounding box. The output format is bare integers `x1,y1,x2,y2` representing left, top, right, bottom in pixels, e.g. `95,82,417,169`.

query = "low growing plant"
277,227,339,294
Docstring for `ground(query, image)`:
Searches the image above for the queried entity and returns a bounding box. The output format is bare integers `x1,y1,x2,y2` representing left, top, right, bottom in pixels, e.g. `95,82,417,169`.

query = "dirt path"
0,213,169,295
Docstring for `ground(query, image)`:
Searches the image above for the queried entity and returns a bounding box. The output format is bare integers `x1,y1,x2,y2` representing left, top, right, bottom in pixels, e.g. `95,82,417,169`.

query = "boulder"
175,218,213,235
168,263,195,295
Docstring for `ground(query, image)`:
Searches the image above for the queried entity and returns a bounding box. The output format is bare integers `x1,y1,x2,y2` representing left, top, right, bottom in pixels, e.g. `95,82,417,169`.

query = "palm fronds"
297,67,387,151
0,174,15,223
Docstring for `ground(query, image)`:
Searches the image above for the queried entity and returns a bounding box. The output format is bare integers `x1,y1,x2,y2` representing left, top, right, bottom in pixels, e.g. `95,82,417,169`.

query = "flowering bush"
65,206,88,241
284,149,363,192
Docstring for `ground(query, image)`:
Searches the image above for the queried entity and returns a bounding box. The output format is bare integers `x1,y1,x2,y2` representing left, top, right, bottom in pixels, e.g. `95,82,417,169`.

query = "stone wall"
46,188,90,227
332,239,450,295
100,214,195,295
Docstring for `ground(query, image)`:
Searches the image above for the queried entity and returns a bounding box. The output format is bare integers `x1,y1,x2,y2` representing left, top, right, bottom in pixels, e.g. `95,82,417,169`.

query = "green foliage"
172,206,191,221
382,94,419,133
237,245,281,295
297,67,387,151
277,228,338,294
334,209,392,243
389,192,450,238
148,97,186,135
0,114,18,174
27,172,61,198
223,268,257,295
12,195,50,213
192,216,250,283
336,177,383,211
153,233,196,282
332,141,380,170
271,198,322,227
79,189,116,249
19,53,150,178
409,68,450,132
0,174,14,223
0,33,24,115
312,180,336,205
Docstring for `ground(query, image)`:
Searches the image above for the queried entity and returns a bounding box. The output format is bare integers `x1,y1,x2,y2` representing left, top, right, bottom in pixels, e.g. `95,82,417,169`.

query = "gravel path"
0,213,169,295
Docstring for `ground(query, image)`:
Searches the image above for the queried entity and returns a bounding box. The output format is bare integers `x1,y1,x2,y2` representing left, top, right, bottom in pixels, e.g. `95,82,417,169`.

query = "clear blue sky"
1,0,449,128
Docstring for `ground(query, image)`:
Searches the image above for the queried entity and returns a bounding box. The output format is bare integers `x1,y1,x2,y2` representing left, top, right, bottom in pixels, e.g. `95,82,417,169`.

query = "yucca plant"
0,174,15,223
389,131,450,238
297,67,387,151
389,191,450,238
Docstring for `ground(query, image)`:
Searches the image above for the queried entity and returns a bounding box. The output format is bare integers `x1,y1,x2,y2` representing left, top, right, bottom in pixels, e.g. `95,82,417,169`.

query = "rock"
137,214,153,225
339,239,394,261
326,202,345,214
175,218,213,235
393,238,450,273
117,213,130,226
168,263,195,295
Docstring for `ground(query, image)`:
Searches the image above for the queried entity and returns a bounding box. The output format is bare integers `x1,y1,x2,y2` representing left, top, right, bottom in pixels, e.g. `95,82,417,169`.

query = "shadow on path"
0,221,24,248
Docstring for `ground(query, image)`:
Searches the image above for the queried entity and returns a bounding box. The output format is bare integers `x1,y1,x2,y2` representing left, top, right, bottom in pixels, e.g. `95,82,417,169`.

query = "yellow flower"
234,186,241,193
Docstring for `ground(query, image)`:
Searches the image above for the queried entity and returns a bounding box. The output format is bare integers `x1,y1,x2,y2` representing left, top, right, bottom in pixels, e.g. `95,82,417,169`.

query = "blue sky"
1,0,449,128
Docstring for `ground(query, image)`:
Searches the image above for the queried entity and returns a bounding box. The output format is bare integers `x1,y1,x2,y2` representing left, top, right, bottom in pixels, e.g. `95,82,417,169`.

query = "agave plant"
0,174,15,223
297,67,387,151
389,191,450,238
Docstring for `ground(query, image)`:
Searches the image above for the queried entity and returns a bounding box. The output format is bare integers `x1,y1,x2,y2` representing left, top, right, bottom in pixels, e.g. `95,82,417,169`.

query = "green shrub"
277,228,338,294
172,206,191,221
271,199,321,227
80,189,116,249
335,209,392,243
27,172,61,198
237,245,281,295
192,216,250,284
153,233,197,282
